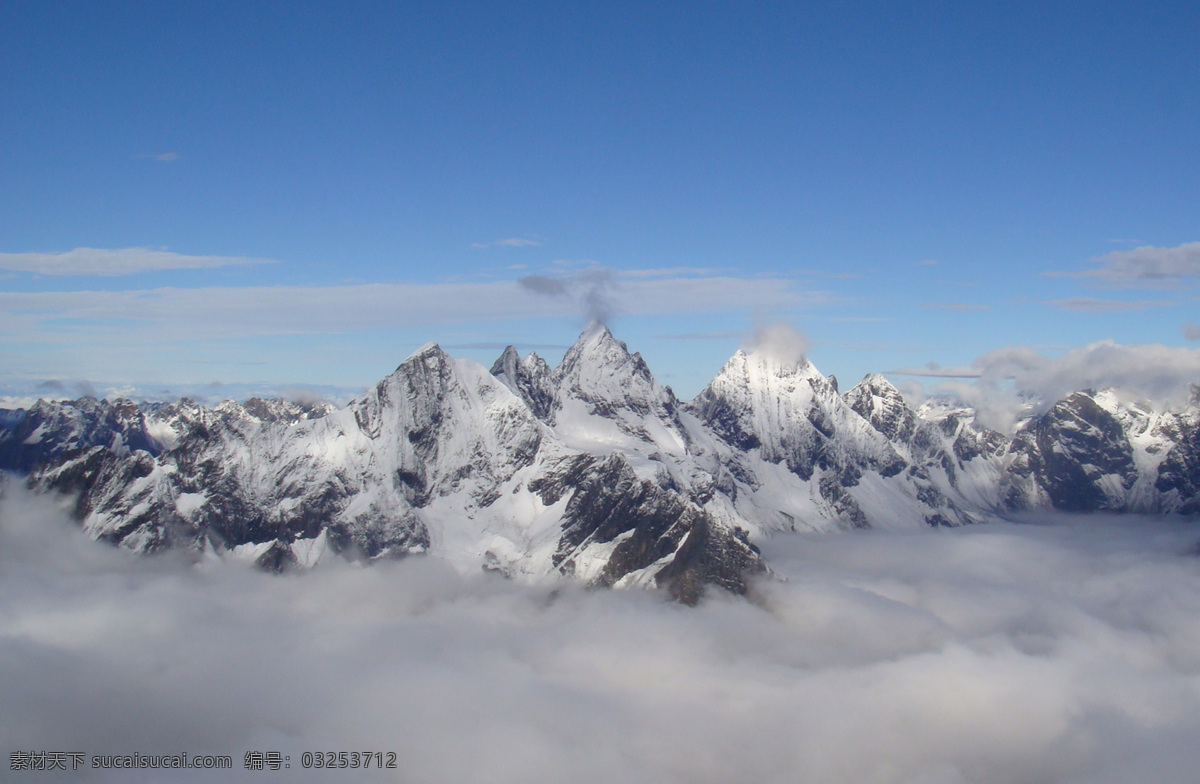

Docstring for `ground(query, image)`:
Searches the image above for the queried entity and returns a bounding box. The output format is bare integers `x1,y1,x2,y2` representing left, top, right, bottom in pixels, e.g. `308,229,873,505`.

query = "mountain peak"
548,325,687,451
725,347,824,383
491,345,554,421
850,373,902,398
574,321,623,354
405,342,445,362
559,323,634,376
580,320,613,340
844,373,917,444
489,345,522,379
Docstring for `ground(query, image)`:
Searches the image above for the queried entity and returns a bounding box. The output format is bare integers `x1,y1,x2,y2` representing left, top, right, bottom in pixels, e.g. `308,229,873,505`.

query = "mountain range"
3,323,1198,602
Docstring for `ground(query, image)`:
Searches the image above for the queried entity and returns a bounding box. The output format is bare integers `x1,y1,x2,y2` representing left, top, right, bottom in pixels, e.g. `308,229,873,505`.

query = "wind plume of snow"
579,267,615,325
518,267,617,326
516,275,567,296
5,482,1200,783
743,323,809,364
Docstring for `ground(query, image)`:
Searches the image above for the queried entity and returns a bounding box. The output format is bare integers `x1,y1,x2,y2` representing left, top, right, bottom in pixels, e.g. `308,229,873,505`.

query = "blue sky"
2,1,1198,407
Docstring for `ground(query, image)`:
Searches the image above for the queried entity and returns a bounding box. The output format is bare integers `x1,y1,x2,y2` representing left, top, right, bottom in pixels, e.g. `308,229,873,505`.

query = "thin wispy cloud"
0,274,818,348
826,341,922,353
924,303,992,311
1040,297,1179,313
794,269,863,280
137,152,180,162
826,316,888,323
887,362,981,379
470,237,542,250
513,267,826,328
618,267,716,279
916,258,939,266
658,331,745,341
0,248,276,276
1184,323,1200,341
1047,241,1200,288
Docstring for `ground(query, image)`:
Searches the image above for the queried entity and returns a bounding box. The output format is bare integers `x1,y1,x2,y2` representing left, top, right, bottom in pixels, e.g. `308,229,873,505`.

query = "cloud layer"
0,248,275,276
893,341,1200,430
3,485,1200,783
0,275,815,343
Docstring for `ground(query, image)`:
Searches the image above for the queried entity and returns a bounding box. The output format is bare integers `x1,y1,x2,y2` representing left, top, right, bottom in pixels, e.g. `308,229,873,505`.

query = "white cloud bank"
972,341,1200,402
0,248,275,276
3,484,1200,783
893,341,1200,431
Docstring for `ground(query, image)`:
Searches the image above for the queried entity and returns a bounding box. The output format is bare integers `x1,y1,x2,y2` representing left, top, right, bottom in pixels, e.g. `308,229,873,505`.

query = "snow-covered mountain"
2,324,1198,601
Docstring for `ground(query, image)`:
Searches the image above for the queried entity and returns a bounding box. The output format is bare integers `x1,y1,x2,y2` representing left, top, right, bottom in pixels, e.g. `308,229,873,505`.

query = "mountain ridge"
3,324,1198,601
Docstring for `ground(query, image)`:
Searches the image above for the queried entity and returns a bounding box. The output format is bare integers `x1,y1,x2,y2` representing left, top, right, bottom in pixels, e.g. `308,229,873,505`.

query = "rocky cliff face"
3,324,1198,601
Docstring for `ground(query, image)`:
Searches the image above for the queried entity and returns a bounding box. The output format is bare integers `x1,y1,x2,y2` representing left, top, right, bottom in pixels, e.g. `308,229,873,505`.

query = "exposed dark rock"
1014,393,1137,512
654,517,766,605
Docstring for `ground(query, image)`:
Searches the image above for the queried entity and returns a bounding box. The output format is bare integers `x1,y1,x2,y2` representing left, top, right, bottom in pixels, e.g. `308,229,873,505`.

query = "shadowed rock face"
1014,394,1136,511
689,392,762,452
4,326,1200,603
490,346,555,422
0,397,159,473
653,516,766,605
844,374,918,444
1157,418,1200,514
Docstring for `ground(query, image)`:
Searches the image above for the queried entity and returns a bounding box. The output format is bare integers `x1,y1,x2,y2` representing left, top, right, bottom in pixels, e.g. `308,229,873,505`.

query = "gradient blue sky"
2,1,1198,405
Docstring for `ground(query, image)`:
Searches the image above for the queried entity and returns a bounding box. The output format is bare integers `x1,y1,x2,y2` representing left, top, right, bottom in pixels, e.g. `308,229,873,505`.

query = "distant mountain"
3,324,1198,602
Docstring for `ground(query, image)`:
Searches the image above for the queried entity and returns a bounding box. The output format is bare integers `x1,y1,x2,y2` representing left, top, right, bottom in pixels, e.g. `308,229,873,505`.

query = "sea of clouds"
3,482,1200,784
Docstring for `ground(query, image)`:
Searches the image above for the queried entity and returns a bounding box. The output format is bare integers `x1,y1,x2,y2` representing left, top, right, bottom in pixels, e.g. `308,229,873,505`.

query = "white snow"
174,492,206,518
